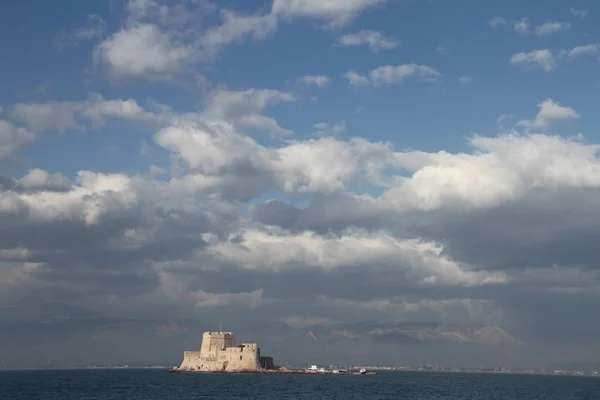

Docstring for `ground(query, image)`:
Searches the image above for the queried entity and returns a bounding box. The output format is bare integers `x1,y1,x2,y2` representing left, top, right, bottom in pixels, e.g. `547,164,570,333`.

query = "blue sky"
2,0,598,178
3,0,600,369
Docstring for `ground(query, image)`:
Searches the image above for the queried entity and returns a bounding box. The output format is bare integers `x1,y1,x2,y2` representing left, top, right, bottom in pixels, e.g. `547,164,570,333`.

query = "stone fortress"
176,331,274,372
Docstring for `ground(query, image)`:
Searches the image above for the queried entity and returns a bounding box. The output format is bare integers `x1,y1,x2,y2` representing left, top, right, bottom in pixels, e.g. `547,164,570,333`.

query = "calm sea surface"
2,369,600,400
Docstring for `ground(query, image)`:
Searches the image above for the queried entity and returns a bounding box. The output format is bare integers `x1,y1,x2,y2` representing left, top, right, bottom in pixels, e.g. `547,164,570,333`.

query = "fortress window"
240,355,243,360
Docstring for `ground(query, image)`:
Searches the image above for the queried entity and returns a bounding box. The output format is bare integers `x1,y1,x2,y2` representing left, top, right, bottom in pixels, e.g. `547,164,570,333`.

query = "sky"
1,0,600,370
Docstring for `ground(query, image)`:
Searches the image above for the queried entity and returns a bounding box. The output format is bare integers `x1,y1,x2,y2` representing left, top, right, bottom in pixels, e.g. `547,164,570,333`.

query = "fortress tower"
177,331,272,372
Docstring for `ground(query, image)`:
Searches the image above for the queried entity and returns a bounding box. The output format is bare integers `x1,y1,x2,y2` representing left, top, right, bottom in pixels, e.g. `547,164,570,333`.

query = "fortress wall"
179,352,204,371
177,332,263,372
220,344,259,371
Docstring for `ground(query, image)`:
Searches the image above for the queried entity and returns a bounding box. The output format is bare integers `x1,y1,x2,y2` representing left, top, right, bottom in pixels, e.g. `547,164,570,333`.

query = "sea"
2,369,600,400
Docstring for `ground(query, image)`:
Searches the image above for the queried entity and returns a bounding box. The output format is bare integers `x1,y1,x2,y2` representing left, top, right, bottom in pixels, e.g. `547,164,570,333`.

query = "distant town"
5,363,600,377
320,365,600,377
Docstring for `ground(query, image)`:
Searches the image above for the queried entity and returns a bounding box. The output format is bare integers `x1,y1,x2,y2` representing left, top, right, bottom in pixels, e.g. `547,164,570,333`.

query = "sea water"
2,369,600,400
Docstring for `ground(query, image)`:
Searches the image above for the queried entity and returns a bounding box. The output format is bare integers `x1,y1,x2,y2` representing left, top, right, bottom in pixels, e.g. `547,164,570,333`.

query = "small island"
173,330,374,375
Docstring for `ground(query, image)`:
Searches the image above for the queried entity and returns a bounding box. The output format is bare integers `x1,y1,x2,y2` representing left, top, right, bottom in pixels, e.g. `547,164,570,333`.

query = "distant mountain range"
324,322,524,347
0,299,524,369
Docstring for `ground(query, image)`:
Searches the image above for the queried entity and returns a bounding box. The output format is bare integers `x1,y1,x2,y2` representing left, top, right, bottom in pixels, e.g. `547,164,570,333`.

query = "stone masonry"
177,331,268,372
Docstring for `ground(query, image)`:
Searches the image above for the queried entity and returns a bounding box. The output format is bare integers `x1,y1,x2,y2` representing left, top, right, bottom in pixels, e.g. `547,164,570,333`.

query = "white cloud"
458,76,472,84
9,102,82,133
337,30,398,52
510,49,556,72
369,64,442,85
155,118,396,194
381,133,600,212
534,21,570,36
516,98,580,129
345,64,441,87
93,24,191,81
199,10,277,58
299,75,330,87
488,16,506,28
155,119,267,179
9,97,161,133
207,228,507,286
513,18,531,35
90,0,390,82
0,120,36,160
274,137,396,192
570,8,588,18
81,97,162,127
344,71,370,87
19,169,71,192
0,171,135,224
202,88,295,136
271,0,387,26
559,44,599,61
509,18,569,37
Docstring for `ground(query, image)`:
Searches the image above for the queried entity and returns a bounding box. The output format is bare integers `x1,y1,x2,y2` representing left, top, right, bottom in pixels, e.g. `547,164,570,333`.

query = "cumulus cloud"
206,228,507,286
88,0,391,82
505,18,571,37
6,1,600,367
90,0,220,81
369,64,441,85
345,64,441,86
510,49,555,72
199,10,278,58
8,97,162,133
344,71,371,87
513,18,531,35
516,99,580,128
252,132,600,231
19,169,72,192
5,105,600,365
458,76,472,84
298,75,330,87
534,21,570,36
337,30,398,52
559,44,599,61
8,102,82,133
94,24,192,81
272,0,387,27
155,119,396,195
0,120,36,160
202,88,295,136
